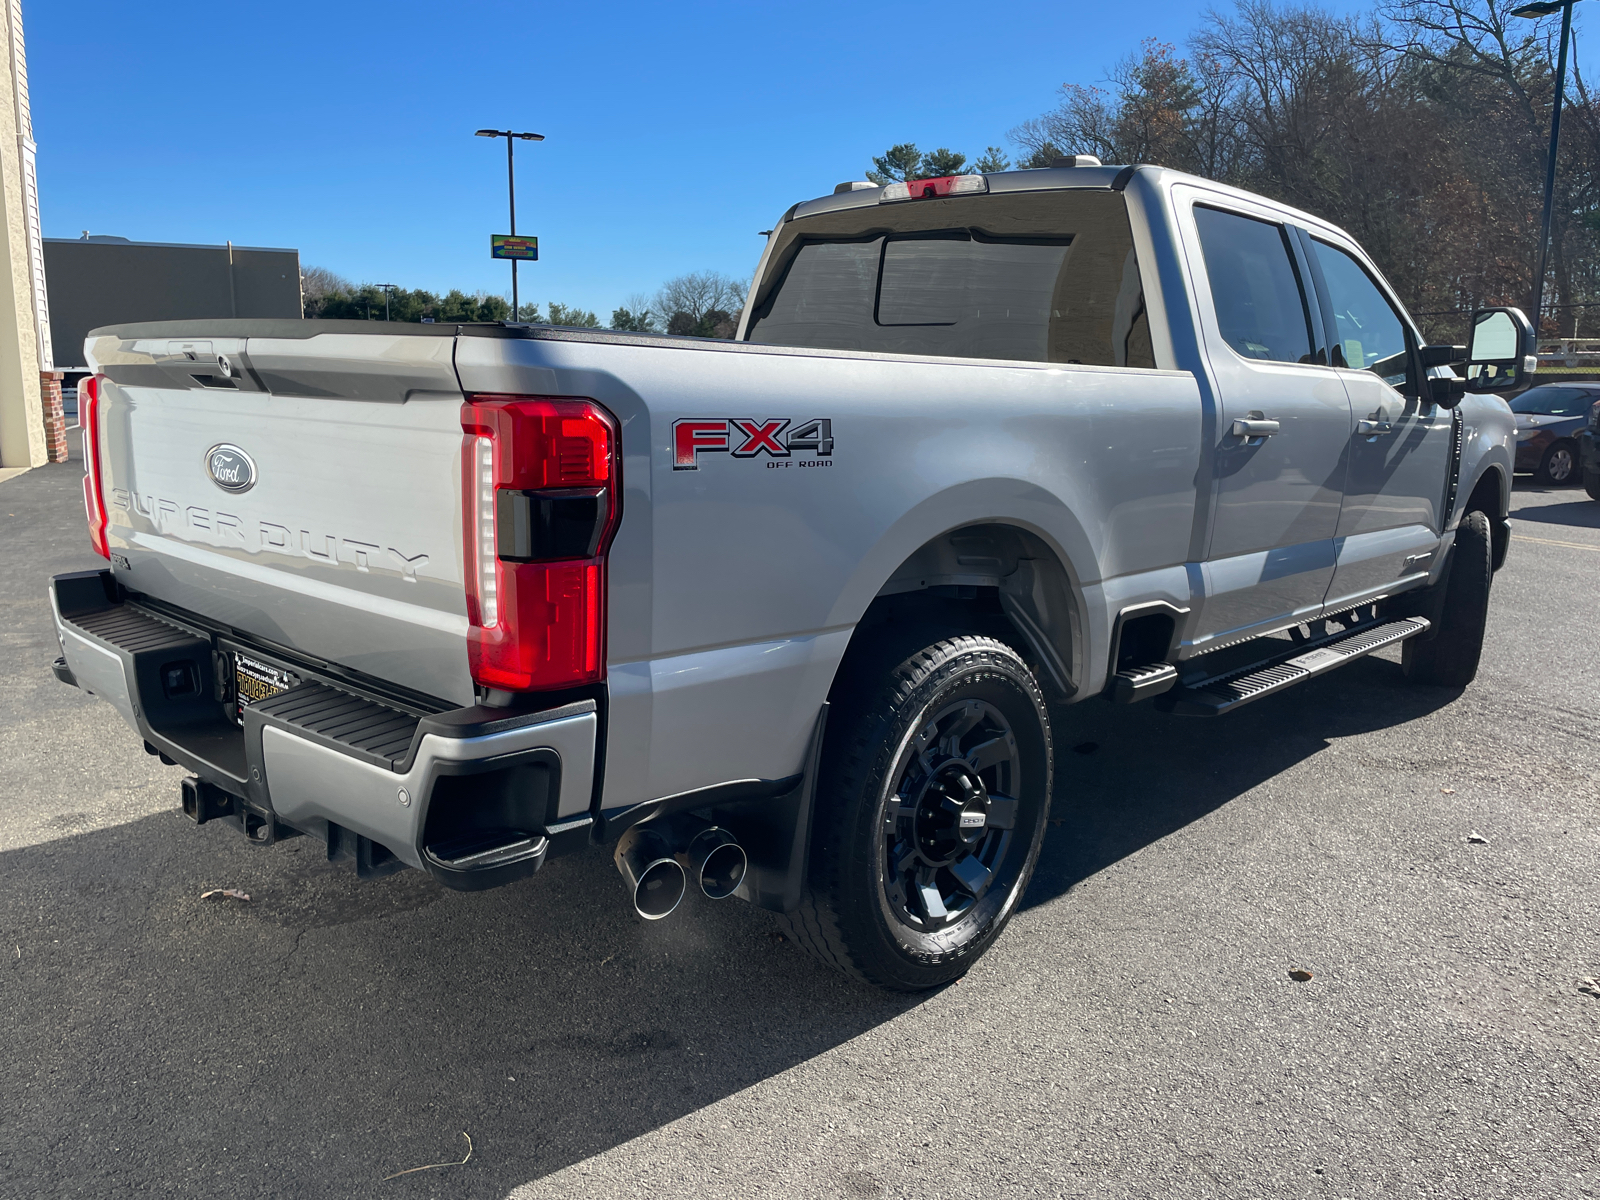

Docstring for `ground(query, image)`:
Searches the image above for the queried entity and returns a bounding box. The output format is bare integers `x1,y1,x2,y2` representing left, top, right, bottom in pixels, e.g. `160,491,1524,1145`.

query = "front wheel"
1537,440,1578,486
1402,510,1493,688
782,635,1053,991
1584,466,1600,502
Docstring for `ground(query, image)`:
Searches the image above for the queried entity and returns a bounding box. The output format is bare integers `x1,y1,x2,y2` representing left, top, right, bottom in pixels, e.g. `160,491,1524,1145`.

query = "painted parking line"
1515,533,1600,552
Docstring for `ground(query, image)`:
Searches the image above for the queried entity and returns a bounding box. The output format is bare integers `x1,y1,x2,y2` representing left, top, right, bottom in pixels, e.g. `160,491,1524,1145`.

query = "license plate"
233,653,298,722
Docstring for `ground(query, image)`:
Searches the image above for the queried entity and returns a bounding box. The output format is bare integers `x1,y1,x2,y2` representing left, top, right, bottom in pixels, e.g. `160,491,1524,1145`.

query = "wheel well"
844,524,1082,702
1463,466,1509,570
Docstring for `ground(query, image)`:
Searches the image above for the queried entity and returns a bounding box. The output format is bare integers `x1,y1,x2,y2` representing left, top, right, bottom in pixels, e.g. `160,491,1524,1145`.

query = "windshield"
1509,387,1597,417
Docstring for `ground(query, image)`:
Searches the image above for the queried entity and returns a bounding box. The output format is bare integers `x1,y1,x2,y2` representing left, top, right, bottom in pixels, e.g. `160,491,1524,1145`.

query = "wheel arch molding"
839,510,1089,703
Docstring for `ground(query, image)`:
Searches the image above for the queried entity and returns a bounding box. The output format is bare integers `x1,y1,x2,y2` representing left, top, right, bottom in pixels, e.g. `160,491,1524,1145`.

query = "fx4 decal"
672,418,834,470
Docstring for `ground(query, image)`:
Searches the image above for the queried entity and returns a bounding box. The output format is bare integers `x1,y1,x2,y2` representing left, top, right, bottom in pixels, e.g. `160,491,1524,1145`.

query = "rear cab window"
744,190,1156,369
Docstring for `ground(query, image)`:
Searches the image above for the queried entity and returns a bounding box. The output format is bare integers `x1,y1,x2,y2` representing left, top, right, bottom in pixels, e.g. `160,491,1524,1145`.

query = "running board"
1157,617,1431,716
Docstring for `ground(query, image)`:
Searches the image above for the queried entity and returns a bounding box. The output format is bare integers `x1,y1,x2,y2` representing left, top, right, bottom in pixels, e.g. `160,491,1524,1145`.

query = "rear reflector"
460,396,620,693
80,374,109,559
880,174,989,203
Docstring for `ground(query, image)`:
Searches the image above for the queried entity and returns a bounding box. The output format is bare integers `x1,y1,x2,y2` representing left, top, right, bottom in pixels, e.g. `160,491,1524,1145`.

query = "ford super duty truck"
51,162,1524,991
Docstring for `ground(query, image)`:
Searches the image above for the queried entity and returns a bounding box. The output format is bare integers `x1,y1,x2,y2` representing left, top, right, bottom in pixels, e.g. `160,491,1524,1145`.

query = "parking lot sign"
491,235,539,261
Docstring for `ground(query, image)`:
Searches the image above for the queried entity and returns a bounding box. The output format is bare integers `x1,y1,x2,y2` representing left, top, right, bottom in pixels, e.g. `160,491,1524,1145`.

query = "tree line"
301,265,748,338
300,267,602,327
867,0,1600,339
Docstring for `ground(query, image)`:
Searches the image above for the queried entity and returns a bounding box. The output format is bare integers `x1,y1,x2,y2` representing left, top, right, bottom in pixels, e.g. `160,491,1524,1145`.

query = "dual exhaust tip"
613,815,747,920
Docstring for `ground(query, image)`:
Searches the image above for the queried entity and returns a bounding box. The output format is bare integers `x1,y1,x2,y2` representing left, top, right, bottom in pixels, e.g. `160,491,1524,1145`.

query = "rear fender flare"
824,480,1096,698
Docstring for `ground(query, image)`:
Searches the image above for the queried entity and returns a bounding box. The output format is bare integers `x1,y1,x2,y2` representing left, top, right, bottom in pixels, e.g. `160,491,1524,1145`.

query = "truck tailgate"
86,328,473,706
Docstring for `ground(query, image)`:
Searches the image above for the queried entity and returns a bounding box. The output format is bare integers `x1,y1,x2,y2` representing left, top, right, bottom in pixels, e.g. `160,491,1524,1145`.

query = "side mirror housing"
1419,343,1467,368
1465,307,1537,393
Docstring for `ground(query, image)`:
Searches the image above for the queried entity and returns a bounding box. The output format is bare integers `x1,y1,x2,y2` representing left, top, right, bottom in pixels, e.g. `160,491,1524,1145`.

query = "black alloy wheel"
781,634,1052,991
879,698,1022,933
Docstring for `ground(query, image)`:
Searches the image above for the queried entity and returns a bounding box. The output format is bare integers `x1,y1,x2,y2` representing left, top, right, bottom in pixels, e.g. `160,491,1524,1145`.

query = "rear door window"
1193,206,1316,365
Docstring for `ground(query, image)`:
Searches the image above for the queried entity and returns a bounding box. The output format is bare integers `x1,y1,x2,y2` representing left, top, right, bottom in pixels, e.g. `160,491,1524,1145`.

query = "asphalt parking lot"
2,439,1596,1199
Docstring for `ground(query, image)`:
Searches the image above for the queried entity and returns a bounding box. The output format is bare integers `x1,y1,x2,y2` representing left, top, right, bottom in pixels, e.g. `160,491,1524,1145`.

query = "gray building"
44,236,302,370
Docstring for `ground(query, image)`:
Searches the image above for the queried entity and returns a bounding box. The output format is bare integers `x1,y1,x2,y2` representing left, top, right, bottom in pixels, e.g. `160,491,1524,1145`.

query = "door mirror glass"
1466,307,1536,392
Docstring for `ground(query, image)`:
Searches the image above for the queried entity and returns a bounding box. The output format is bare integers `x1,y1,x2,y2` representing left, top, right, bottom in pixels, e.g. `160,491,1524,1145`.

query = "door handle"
1231,418,1280,438
1357,419,1392,435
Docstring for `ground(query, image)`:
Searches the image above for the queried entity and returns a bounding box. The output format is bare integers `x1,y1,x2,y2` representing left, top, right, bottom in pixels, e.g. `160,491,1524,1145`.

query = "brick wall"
40,370,66,463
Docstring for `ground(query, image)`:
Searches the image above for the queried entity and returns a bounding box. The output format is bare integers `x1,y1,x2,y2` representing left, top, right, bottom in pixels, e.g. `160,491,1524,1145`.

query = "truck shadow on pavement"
1506,496,1600,529
1023,655,1459,912
0,655,1457,1199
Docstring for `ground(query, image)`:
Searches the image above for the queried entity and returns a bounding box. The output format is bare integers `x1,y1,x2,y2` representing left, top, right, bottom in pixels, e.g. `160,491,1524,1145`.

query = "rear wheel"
781,635,1052,991
1402,510,1493,688
1537,440,1578,486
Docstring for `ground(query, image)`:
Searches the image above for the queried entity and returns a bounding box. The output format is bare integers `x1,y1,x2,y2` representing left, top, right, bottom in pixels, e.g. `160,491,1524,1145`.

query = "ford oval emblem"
205,444,257,493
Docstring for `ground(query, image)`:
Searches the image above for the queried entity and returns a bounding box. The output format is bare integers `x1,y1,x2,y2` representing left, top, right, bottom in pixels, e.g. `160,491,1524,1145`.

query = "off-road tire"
780,635,1053,991
1402,509,1493,688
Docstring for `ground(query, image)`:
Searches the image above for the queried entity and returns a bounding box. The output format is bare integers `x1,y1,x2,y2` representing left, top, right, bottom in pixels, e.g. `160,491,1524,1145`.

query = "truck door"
1181,196,1353,649
1300,233,1454,609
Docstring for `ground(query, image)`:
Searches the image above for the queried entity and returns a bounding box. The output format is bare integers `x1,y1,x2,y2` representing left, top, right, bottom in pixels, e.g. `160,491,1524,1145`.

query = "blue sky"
33,0,1353,320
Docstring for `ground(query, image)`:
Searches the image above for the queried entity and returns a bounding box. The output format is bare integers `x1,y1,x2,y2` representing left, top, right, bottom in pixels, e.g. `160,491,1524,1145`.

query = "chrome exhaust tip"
614,826,686,920
683,825,747,900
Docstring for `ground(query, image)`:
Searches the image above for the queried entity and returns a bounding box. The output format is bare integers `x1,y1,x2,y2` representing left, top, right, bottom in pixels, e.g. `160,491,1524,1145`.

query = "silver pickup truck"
52,162,1524,991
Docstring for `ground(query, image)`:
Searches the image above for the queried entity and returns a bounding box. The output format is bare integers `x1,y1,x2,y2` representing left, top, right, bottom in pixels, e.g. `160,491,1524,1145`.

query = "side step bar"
1109,662,1178,703
1157,617,1431,716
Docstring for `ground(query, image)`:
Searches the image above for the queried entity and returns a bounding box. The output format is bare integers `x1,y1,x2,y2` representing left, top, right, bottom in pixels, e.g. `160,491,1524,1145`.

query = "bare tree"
655,271,749,327
1004,0,1600,335
300,266,352,317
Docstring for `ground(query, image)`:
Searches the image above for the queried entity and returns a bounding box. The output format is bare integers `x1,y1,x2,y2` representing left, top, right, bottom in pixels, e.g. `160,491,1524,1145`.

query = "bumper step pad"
249,684,422,771
1159,617,1431,716
70,604,200,654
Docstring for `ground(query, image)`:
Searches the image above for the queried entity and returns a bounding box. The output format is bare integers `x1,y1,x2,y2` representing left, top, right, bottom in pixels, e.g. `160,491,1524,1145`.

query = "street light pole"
507,135,517,320
1515,0,1580,341
375,283,397,322
475,128,545,322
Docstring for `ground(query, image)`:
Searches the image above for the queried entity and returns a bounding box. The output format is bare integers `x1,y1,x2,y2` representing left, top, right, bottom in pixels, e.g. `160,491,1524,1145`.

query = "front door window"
1309,241,1414,394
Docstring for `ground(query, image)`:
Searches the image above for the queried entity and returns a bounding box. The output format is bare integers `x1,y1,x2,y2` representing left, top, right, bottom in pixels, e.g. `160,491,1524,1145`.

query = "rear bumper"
49,570,598,890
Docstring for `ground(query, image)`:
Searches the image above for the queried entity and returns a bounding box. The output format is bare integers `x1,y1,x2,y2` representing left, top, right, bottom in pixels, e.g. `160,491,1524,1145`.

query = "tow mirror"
1465,307,1537,393
1420,342,1470,408
1419,343,1467,368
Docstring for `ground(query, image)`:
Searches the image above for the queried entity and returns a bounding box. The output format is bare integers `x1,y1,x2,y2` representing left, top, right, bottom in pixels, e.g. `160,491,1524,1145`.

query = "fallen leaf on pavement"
200,888,251,902
1289,968,1314,982
1441,788,1456,795
1466,832,1488,845
1579,978,1600,999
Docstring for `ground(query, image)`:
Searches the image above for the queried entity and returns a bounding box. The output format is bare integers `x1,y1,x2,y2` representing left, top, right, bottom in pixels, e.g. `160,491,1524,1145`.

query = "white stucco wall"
0,0,45,469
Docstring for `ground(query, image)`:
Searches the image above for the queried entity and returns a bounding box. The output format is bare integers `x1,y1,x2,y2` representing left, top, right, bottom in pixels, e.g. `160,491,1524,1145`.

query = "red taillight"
80,374,109,559
460,395,620,693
